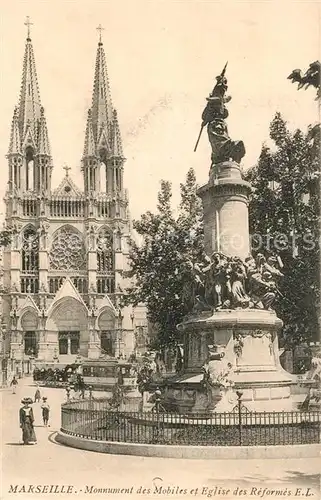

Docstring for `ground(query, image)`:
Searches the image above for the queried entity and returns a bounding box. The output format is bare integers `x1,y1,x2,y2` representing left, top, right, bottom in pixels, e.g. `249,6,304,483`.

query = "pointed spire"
8,107,22,155
37,106,51,155
18,18,42,142
90,26,113,145
83,109,96,157
110,109,124,158
9,18,52,160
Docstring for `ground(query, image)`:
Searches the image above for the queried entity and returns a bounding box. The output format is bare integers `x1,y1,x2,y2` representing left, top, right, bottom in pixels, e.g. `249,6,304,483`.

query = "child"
41,397,50,426
34,384,41,403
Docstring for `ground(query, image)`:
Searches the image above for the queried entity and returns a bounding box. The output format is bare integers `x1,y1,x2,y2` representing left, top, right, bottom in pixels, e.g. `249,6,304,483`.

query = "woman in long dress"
20,399,37,445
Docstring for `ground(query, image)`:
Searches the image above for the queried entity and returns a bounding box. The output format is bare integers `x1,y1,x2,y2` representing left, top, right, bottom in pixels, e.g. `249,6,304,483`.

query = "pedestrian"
41,397,50,426
66,386,71,401
34,384,41,403
20,398,37,445
10,376,18,394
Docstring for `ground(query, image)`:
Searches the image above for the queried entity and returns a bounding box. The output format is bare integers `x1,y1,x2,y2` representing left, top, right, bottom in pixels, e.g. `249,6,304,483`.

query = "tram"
80,359,137,391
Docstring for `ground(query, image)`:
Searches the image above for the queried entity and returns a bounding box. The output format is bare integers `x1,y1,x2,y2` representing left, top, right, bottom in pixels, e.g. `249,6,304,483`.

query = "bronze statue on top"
194,63,245,166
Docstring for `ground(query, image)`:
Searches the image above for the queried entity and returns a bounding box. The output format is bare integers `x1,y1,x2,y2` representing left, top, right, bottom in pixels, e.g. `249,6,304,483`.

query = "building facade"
2,27,148,376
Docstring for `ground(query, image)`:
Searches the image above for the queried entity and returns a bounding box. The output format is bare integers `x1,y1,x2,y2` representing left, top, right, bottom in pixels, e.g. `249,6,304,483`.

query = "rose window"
50,228,85,271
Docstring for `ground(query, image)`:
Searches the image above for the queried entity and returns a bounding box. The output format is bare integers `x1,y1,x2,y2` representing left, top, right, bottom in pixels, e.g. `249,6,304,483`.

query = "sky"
0,0,320,221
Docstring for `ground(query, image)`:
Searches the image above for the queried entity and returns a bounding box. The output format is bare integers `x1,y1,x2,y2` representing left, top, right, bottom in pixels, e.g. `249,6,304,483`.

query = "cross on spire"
96,24,104,43
24,16,33,39
63,164,71,177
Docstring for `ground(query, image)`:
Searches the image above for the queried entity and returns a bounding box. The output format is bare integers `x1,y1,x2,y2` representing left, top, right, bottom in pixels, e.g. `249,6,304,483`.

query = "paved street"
1,377,320,500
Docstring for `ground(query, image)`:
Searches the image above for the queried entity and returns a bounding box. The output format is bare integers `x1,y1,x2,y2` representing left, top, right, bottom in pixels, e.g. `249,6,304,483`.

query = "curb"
56,431,321,460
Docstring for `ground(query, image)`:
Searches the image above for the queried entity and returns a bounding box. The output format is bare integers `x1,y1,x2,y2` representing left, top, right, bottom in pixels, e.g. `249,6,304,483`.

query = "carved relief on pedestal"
233,329,274,365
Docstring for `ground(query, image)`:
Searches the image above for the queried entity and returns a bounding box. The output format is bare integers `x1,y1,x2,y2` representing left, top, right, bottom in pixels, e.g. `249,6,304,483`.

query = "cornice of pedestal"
197,161,252,198
178,308,283,332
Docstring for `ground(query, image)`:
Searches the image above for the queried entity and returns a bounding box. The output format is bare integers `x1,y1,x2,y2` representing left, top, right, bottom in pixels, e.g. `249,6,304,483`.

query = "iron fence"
60,400,321,446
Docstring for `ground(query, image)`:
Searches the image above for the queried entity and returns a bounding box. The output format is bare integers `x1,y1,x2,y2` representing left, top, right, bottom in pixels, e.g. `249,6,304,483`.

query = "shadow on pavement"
48,432,65,447
286,470,320,487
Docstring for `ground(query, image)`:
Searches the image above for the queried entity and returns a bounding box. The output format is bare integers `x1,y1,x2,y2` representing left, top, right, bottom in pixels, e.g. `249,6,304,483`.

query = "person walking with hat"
19,398,37,445
10,376,18,394
41,397,50,427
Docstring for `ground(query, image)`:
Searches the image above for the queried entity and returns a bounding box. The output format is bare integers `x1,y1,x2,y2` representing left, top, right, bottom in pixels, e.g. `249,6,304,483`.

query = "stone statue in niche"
87,225,96,250
11,222,22,248
38,222,49,249
11,282,19,293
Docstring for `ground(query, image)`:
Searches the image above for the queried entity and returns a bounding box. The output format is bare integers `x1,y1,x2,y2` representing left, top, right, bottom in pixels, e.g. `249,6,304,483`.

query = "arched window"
25,147,34,191
97,229,113,273
22,227,39,273
21,227,39,293
49,227,86,271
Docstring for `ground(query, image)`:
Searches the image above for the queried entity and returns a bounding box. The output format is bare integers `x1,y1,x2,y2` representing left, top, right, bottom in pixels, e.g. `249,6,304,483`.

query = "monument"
163,65,294,412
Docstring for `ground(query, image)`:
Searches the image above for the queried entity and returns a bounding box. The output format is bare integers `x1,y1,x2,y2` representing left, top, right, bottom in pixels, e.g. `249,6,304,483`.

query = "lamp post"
130,311,136,356
236,390,243,445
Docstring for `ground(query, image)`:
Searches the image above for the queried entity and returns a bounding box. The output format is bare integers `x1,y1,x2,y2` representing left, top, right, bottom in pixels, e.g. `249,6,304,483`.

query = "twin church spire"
8,19,124,195
82,25,124,193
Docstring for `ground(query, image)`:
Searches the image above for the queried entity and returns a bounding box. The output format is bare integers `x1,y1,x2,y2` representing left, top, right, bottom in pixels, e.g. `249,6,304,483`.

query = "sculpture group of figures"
202,348,234,389
301,351,321,410
187,252,284,313
195,63,246,166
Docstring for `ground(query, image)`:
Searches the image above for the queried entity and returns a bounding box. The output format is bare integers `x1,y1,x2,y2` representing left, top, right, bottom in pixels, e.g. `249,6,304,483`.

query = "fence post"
236,390,243,446
154,388,162,444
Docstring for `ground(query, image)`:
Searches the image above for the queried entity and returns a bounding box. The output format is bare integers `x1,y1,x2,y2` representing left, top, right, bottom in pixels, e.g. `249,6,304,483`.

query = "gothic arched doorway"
47,298,88,357
21,310,38,357
98,310,115,356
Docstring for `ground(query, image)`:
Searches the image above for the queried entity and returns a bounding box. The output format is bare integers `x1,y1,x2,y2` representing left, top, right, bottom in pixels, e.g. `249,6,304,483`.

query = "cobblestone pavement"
1,377,320,500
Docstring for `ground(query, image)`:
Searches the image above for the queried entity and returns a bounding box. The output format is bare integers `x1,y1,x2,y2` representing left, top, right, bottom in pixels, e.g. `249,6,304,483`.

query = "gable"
52,176,83,198
46,277,87,316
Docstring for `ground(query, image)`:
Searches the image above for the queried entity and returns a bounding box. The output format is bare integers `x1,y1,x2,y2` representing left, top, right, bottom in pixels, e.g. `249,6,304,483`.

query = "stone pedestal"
164,309,295,413
88,343,100,359
163,160,295,413
198,162,251,261
88,330,100,359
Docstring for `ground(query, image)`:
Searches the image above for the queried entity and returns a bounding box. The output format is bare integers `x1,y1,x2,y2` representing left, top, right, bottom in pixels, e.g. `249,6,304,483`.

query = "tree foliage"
0,229,11,248
288,61,320,99
124,168,204,348
244,112,320,347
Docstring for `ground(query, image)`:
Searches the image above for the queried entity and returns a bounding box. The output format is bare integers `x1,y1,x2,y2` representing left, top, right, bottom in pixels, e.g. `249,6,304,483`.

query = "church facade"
2,25,148,376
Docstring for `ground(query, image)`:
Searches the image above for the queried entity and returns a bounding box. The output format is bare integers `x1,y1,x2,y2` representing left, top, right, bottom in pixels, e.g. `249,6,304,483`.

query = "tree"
288,61,320,99
245,112,320,348
124,168,204,349
0,229,11,248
